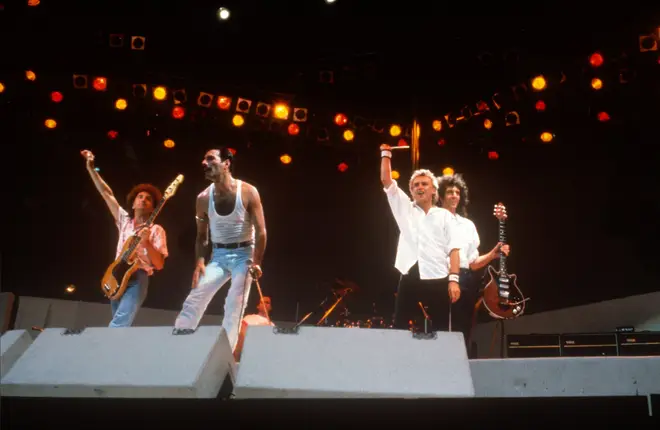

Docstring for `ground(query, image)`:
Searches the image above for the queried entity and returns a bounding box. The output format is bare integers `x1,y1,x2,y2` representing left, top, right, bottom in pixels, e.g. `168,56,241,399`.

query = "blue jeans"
109,270,149,328
174,246,253,351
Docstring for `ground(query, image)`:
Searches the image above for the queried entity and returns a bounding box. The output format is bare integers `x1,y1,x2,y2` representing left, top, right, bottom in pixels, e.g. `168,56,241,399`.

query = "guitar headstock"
493,202,507,221
163,174,184,200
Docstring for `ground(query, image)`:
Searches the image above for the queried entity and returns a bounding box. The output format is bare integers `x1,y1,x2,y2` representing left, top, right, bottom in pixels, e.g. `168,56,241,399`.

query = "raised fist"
80,150,95,163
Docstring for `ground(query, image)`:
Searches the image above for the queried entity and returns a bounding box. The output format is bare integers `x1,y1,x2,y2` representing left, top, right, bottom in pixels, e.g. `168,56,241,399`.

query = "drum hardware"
294,295,330,328
316,287,351,326
294,279,357,329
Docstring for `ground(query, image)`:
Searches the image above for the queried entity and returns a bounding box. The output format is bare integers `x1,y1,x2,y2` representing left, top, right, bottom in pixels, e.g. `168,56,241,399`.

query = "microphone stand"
418,302,431,334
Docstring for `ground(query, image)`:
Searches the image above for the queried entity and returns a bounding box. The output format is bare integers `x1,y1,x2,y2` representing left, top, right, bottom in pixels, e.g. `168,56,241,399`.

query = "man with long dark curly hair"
81,149,168,328
437,173,510,354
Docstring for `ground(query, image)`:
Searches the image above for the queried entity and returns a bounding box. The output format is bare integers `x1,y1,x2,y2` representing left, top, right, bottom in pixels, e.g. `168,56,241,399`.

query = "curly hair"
126,183,162,212
437,173,470,217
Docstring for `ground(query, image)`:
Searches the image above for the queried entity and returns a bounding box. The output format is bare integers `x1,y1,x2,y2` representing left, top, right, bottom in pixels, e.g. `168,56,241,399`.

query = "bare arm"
469,243,507,271
81,150,121,221
469,250,497,271
140,226,166,271
194,194,210,266
380,144,393,188
449,249,460,275
247,185,267,266
145,242,165,270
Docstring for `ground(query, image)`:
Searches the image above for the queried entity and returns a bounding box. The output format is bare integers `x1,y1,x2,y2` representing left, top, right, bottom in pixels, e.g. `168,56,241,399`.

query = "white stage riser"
0,326,235,398
234,326,475,399
0,330,33,379
3,325,659,400
470,356,660,398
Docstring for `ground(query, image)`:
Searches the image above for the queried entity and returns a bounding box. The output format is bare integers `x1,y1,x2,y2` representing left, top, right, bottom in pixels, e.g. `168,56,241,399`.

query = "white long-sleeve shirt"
384,180,464,279
454,214,480,270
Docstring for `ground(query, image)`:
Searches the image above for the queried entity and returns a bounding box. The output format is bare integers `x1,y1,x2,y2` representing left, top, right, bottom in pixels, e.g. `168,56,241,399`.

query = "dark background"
1,1,659,324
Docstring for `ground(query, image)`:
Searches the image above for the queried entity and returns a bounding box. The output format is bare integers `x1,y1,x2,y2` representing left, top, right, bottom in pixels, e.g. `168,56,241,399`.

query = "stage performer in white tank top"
172,148,267,352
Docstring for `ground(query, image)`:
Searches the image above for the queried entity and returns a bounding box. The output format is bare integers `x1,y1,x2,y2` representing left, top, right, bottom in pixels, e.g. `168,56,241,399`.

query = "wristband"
448,274,460,283
381,150,392,158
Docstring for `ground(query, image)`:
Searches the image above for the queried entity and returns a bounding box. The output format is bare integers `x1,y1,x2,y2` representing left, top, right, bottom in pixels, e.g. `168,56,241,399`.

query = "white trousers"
174,246,253,351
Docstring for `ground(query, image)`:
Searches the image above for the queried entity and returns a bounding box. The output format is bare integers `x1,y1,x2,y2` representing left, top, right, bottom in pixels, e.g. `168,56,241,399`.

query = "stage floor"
1,395,656,427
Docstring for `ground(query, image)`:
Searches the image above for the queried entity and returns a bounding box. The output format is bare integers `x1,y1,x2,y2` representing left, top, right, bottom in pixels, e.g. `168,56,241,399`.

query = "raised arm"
80,150,121,222
380,143,393,188
247,184,267,277
380,144,413,228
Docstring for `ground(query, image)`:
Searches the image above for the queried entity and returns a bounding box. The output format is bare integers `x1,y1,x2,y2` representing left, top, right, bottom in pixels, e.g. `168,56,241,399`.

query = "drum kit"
296,278,395,330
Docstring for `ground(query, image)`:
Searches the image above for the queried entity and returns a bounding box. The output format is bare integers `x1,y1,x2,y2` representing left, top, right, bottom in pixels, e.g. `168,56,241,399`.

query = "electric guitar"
481,203,528,319
101,174,184,300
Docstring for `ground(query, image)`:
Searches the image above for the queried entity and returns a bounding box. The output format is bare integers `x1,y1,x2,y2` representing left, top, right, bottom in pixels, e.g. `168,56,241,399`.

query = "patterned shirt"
115,207,168,276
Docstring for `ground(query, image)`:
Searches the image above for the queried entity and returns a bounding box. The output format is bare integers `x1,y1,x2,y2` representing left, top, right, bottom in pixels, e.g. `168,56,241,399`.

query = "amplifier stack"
506,331,660,358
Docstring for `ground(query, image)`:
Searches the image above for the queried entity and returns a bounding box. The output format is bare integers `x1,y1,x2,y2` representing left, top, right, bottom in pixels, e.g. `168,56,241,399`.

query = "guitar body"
479,202,528,320
101,237,141,301
481,265,526,319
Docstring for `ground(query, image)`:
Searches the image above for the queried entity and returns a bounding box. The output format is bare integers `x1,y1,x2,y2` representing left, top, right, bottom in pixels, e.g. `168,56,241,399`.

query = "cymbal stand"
293,295,330,329
316,289,350,326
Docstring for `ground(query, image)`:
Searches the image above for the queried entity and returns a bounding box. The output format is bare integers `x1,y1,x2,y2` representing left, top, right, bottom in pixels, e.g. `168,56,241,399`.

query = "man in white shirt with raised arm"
380,144,464,333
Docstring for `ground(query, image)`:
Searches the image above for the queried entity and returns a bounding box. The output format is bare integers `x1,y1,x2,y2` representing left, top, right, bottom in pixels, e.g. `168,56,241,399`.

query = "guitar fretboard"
498,217,508,277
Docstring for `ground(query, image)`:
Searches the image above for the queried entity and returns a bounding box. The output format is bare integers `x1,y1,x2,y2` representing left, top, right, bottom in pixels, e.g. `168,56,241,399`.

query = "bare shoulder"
197,186,211,201
240,180,261,201
196,186,211,217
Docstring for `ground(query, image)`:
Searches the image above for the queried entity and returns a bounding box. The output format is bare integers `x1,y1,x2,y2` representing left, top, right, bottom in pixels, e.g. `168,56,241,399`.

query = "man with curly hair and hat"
81,149,169,328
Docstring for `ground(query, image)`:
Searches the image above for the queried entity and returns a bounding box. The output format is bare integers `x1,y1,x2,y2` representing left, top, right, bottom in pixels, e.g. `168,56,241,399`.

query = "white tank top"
208,180,255,244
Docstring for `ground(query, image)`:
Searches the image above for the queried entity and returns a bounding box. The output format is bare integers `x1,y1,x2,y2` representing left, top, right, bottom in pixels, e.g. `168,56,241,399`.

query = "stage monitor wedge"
235,326,475,398
0,326,235,398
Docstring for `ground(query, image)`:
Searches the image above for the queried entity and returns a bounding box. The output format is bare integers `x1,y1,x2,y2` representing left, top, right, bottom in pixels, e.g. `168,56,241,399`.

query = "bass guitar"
101,174,184,300
481,202,528,319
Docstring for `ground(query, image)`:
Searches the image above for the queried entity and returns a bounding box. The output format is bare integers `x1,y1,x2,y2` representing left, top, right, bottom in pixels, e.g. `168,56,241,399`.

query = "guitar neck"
125,198,168,257
498,218,508,276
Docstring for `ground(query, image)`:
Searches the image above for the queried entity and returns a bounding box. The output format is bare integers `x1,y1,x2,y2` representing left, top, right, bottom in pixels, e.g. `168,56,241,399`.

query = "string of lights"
1,25,657,176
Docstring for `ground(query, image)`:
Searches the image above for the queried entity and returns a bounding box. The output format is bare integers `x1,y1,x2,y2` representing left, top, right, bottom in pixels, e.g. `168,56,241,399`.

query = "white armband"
381,150,392,158
448,274,460,283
